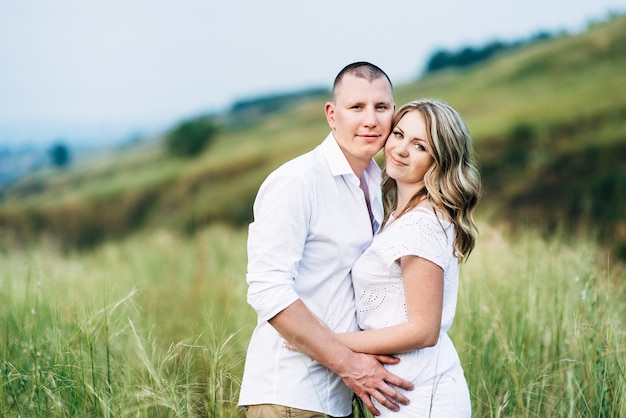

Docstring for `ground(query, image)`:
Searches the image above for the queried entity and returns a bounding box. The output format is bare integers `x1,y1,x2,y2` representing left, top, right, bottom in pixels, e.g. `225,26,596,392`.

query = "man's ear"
324,102,335,128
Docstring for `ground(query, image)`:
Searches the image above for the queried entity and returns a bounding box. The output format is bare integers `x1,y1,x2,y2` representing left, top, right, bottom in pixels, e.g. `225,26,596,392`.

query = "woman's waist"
384,334,462,384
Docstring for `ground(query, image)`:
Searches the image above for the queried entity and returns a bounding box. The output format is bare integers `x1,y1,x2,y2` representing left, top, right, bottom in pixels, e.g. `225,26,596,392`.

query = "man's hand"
338,352,413,416
283,343,412,415
269,301,413,416
372,354,402,366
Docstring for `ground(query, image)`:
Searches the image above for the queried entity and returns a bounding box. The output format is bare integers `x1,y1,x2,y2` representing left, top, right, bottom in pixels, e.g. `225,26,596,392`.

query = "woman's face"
384,110,435,190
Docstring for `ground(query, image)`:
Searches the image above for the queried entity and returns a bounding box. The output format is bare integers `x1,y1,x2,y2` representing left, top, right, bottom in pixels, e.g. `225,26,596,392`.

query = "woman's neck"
395,182,426,213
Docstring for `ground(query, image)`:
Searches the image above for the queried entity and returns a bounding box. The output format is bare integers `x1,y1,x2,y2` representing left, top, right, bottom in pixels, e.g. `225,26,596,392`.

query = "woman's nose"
395,140,409,155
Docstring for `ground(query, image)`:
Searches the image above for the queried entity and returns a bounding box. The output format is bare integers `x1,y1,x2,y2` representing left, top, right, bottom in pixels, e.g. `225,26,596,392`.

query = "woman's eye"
393,131,403,138
414,143,425,151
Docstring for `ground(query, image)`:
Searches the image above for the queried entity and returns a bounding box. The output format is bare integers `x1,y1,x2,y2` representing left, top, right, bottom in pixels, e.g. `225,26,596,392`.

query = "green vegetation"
1,224,624,416
1,16,624,260
0,224,253,417
455,226,625,418
228,87,328,122
49,143,71,168
411,15,626,259
1,17,626,414
424,31,553,73
165,117,218,158
1,14,625,258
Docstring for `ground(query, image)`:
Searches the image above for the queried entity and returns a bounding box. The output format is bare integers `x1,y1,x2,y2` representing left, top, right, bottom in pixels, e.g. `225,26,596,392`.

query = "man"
239,62,413,418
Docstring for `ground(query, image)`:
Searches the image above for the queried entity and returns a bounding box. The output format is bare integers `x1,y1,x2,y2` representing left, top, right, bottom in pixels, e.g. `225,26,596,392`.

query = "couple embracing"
239,62,480,418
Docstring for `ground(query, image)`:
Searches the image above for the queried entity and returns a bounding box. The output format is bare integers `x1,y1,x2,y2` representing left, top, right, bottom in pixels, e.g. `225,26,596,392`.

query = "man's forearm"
268,299,356,375
270,299,414,415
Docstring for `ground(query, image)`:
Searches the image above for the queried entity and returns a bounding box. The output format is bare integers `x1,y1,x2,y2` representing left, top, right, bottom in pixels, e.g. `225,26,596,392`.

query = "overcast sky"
1,0,624,146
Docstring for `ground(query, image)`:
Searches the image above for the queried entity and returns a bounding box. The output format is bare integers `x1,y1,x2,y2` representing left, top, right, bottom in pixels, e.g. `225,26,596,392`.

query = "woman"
339,99,480,417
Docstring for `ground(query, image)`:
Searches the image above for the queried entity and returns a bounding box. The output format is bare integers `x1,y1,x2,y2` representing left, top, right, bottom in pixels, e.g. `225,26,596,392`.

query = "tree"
49,142,71,167
165,117,218,157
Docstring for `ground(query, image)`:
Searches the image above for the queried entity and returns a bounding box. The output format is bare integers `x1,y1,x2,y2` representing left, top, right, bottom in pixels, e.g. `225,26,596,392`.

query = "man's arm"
270,299,414,416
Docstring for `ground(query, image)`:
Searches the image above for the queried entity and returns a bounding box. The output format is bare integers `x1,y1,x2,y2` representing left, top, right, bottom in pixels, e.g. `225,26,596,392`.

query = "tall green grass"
0,225,253,417
1,223,624,417
455,225,625,417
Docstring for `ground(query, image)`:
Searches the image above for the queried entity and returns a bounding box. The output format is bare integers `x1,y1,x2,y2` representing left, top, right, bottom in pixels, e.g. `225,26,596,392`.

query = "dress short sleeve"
378,207,452,270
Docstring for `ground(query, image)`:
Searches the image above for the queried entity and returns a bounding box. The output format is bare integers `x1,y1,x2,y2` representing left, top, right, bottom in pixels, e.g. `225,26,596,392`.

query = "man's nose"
362,107,378,126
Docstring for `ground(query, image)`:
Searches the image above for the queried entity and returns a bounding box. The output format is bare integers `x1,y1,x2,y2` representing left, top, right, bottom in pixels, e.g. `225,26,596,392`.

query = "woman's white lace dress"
351,206,471,417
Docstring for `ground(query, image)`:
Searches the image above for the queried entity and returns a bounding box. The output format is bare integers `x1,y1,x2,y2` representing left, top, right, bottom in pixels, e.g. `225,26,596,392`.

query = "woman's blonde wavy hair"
381,99,482,262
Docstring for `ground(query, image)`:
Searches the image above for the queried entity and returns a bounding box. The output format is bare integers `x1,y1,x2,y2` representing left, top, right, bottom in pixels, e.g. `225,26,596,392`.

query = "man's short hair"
332,62,393,102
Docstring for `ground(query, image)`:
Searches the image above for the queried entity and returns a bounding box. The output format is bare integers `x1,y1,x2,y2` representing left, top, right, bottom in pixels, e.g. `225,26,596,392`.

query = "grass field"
1,13,625,418
1,222,624,417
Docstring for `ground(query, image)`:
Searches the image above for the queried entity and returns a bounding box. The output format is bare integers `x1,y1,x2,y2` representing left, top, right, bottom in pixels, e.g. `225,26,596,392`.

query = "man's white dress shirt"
238,133,383,416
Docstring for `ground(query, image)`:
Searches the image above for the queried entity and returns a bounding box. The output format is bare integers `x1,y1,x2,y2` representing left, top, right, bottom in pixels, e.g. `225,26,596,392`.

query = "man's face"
325,74,394,174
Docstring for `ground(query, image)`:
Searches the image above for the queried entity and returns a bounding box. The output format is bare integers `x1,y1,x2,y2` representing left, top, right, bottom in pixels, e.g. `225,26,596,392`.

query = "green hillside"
1,14,625,258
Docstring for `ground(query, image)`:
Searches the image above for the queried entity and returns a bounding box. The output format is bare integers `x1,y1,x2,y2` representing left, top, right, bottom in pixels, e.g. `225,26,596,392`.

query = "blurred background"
1,0,625,259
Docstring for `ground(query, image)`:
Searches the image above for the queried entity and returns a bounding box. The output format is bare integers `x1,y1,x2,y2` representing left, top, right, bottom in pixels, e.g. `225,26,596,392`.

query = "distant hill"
424,30,555,73
395,13,626,258
0,147,49,188
1,14,625,259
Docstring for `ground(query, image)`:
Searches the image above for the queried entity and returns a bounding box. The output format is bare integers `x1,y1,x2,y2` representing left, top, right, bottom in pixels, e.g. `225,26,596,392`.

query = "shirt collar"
321,132,355,177
321,132,383,233
321,132,381,181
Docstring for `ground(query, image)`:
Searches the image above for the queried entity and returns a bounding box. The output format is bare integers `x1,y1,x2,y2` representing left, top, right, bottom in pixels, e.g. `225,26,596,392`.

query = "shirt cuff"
246,275,301,322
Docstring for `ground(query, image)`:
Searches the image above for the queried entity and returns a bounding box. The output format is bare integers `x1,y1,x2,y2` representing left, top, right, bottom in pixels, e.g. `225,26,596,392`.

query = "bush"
504,123,536,167
165,118,218,157
49,142,71,167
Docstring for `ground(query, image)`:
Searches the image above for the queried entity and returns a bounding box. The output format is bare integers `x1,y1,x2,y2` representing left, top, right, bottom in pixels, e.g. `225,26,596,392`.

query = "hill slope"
1,14,625,257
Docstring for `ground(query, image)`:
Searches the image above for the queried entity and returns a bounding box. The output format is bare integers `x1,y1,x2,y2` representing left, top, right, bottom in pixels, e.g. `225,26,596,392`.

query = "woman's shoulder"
385,204,451,239
379,203,453,268
406,201,451,225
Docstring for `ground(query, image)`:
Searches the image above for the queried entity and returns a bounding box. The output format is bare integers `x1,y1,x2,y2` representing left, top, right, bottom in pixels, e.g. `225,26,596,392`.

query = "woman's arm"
337,255,444,355
271,299,414,414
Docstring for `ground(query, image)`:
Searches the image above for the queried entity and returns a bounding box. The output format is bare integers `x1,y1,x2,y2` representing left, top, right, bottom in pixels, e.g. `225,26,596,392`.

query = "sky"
1,0,625,147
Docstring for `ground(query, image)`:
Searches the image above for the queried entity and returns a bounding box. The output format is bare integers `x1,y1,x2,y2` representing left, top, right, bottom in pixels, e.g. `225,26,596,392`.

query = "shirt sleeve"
245,172,311,322
379,210,450,270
